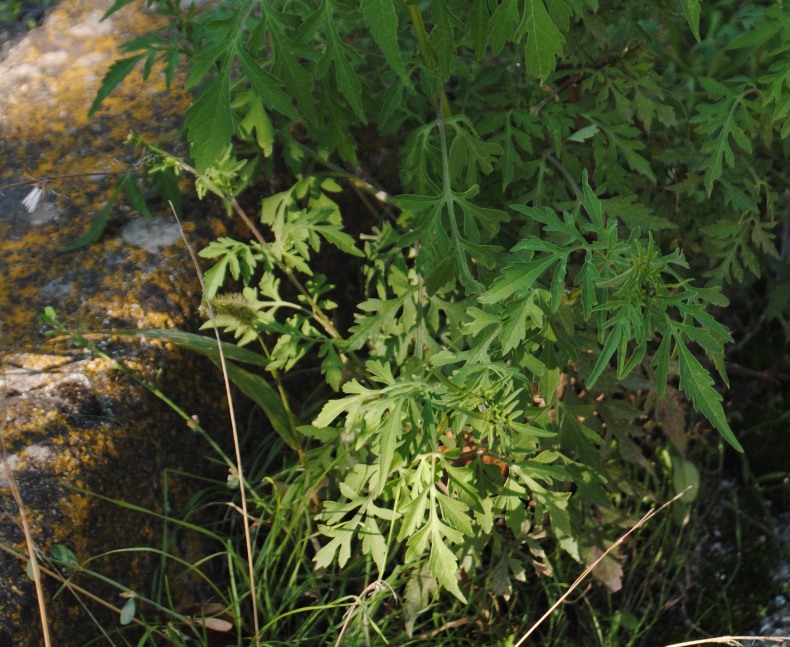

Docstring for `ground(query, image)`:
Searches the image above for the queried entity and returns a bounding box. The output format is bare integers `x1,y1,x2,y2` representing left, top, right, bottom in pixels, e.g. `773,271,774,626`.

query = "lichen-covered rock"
0,1,230,644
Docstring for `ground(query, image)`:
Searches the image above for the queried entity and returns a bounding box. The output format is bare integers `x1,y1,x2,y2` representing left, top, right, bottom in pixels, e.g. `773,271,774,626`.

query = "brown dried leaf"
586,545,623,592
656,387,687,455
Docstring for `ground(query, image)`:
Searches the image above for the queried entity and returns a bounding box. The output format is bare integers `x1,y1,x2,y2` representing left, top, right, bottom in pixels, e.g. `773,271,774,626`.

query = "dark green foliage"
88,0,790,642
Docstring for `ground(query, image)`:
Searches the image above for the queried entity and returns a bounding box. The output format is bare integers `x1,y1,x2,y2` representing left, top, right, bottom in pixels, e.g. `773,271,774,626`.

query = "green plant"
0,0,53,27
70,0,790,643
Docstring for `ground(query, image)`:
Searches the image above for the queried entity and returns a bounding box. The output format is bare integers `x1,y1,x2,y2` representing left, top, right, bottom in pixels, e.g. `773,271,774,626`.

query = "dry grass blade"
0,419,52,647
334,580,397,647
665,637,790,646
514,487,692,646
169,203,261,645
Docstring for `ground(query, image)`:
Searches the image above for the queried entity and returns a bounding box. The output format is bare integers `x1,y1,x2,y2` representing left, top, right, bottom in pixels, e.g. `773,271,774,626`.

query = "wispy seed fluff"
21,186,44,213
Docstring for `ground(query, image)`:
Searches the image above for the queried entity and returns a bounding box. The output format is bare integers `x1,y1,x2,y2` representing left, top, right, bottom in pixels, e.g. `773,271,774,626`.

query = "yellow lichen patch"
0,2,233,643
0,0,215,353
0,1,181,142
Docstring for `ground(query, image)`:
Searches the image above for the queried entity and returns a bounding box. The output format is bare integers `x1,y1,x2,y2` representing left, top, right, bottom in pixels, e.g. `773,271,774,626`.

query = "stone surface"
0,1,230,644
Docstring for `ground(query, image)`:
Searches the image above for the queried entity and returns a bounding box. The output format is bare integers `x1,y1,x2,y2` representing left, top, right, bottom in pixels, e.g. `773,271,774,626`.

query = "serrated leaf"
101,0,137,20
403,567,437,637
510,420,557,438
728,18,785,50
497,109,538,190
238,97,275,156
581,170,604,231
314,391,361,428
568,123,599,142
237,47,298,120
89,54,145,116
501,302,529,354
693,88,757,195
399,488,430,541
618,340,646,379
327,30,366,122
599,121,657,183
550,255,566,312
436,492,473,535
699,76,732,97
469,0,490,59
675,338,742,452
361,517,388,575
313,534,343,570
312,225,364,257
520,0,564,81
363,0,411,86
375,403,403,495
679,0,701,43
405,521,431,561
345,291,414,351
319,341,344,391
425,255,457,294
489,0,519,55
601,195,674,231
186,40,232,89
431,0,455,80
185,70,232,171
448,118,503,184
270,30,318,125
588,318,624,387
479,256,558,304
429,534,467,602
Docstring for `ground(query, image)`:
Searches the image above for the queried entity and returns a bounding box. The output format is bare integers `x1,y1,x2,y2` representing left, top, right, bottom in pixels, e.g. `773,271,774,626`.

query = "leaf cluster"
86,0,790,641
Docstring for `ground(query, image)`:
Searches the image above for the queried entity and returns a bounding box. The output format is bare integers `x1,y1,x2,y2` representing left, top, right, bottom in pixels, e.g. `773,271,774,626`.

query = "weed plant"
19,0,790,644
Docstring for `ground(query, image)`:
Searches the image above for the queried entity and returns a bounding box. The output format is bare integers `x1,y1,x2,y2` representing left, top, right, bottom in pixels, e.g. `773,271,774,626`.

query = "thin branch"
0,171,123,191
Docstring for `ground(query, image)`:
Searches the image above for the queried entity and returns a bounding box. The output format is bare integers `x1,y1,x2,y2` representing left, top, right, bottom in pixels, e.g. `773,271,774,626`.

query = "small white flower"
21,186,44,213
